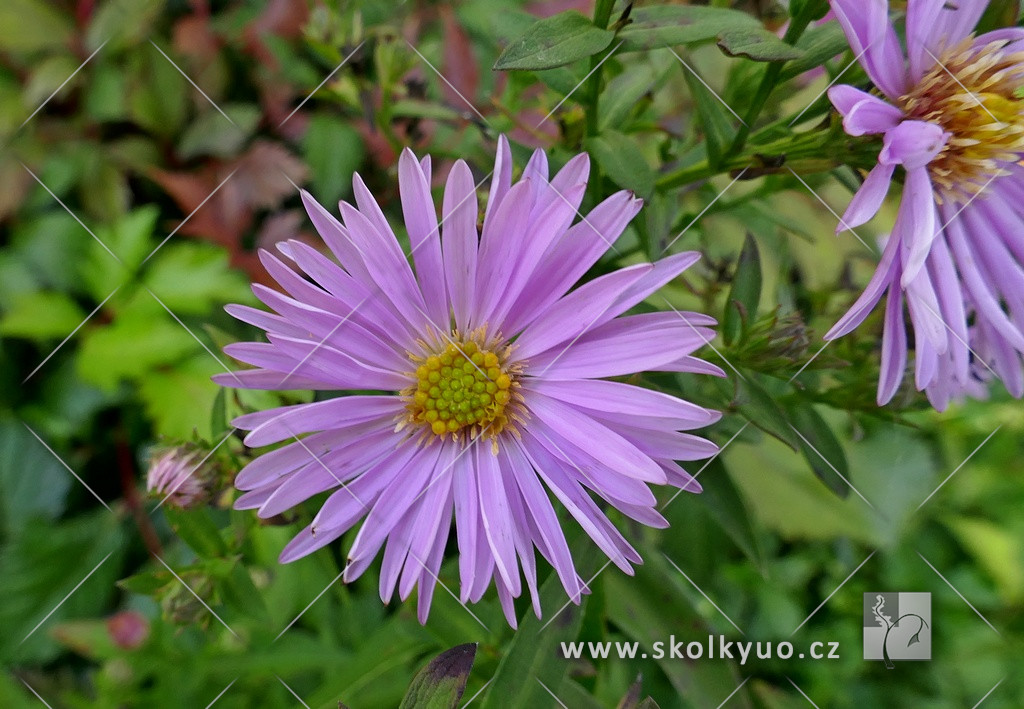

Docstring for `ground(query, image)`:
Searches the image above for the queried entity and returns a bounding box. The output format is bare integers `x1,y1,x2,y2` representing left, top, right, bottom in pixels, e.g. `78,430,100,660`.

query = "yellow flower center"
405,337,514,439
900,37,1024,203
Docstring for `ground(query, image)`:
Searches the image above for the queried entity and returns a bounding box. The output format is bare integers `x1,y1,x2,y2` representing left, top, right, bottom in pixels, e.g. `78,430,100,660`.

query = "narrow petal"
825,231,900,339
441,160,479,333
837,163,895,232
898,167,940,286
830,0,908,99
476,444,522,596
234,396,402,447
513,263,651,361
482,135,512,235
878,289,907,404
339,201,431,331
399,149,448,326
502,191,643,335
527,392,666,484
525,378,719,427
472,180,535,328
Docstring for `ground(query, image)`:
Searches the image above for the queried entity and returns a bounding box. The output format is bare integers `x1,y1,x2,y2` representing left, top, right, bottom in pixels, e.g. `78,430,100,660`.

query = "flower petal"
878,287,908,404
441,160,479,333
837,163,895,233
513,263,651,361
399,148,448,326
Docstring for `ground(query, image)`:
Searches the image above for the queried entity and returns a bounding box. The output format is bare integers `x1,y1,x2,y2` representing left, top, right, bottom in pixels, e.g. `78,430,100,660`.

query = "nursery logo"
863,593,931,667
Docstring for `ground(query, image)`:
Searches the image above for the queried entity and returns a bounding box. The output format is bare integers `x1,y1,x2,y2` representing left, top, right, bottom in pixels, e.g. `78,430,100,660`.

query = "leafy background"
1,0,1022,707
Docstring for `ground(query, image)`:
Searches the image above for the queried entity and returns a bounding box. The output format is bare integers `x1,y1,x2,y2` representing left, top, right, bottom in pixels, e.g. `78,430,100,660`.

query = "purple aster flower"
216,137,722,625
824,0,1024,409
146,447,207,508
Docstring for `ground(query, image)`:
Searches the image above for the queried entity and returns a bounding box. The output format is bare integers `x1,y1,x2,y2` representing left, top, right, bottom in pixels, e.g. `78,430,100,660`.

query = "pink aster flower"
216,137,722,624
824,0,1024,409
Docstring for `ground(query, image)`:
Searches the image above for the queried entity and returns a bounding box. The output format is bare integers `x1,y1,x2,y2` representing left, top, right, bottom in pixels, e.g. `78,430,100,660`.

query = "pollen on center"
405,338,514,439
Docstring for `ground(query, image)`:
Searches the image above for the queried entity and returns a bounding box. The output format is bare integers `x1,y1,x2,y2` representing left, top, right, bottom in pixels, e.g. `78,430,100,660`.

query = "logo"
863,592,931,667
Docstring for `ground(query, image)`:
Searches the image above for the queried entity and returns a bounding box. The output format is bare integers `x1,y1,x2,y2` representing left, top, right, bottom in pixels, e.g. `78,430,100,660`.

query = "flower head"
217,137,722,624
146,447,207,508
825,0,1024,409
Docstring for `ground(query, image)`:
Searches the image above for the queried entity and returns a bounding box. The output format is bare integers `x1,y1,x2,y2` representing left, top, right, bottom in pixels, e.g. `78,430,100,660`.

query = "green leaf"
779,22,850,82
85,0,166,51
681,68,736,167
722,233,762,346
75,294,197,391
584,130,655,198
303,114,366,204
0,419,71,535
162,506,228,559
494,11,614,71
717,28,805,62
618,5,761,52
23,55,79,109
482,545,598,709
698,458,764,567
177,104,260,160
81,206,159,301
0,511,125,663
0,0,73,53
976,0,1020,34
605,563,750,705
138,355,224,439
144,243,251,315
729,376,800,450
786,403,851,498
399,644,477,709
117,568,171,595
598,63,665,131
0,291,85,339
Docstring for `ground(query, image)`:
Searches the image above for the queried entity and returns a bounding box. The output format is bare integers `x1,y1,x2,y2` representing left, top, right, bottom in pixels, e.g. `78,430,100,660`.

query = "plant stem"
584,0,617,137
723,1,821,156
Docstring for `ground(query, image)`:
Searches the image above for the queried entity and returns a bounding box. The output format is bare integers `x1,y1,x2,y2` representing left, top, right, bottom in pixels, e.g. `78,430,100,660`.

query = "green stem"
584,0,617,137
723,1,821,156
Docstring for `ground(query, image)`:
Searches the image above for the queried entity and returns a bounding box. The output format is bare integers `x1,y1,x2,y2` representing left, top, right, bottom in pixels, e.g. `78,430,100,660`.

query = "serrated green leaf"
0,291,85,339
717,28,804,62
144,243,251,315
399,644,477,709
494,11,613,71
618,5,761,52
786,403,850,498
584,130,655,198
76,294,197,390
722,233,762,346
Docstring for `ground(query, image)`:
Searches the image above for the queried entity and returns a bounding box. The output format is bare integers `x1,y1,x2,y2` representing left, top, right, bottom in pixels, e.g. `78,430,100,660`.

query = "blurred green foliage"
1,1,1021,708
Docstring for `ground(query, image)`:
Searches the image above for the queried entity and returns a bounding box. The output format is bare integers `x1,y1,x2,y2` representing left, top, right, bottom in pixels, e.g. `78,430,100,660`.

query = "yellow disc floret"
404,336,516,440
900,37,1024,203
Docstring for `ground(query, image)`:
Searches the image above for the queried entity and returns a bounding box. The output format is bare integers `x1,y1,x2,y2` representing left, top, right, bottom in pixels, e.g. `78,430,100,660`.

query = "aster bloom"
824,0,1024,408
216,137,722,624
146,448,207,508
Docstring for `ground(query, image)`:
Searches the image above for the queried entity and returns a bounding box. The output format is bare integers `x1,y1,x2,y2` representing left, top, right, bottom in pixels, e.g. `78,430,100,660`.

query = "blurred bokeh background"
1,0,1021,707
